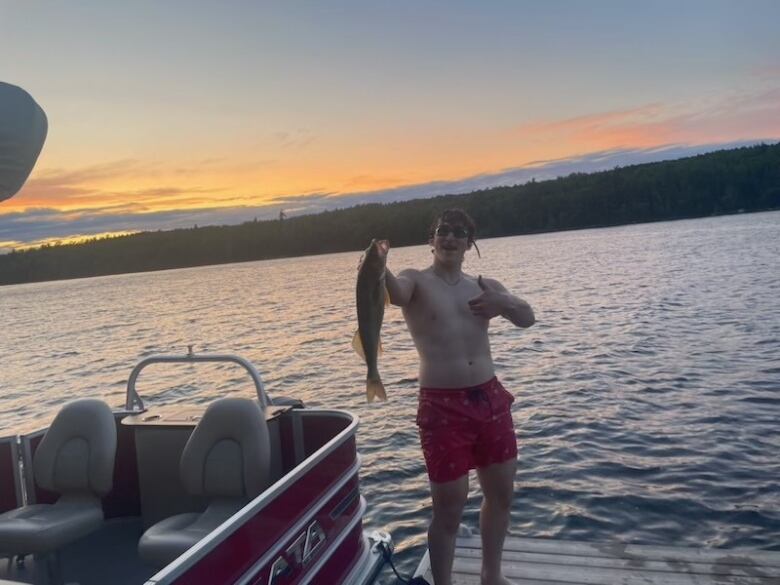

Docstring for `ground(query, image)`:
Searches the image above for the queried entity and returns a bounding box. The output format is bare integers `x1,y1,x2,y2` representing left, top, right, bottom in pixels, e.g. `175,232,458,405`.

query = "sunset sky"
1,0,779,251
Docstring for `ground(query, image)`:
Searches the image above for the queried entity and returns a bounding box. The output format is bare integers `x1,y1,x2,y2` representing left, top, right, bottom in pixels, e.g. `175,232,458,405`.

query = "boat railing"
124,346,268,412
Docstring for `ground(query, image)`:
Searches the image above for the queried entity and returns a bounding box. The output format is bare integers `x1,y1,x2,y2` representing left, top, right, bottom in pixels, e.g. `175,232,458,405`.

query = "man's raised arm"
499,291,535,328
385,269,417,307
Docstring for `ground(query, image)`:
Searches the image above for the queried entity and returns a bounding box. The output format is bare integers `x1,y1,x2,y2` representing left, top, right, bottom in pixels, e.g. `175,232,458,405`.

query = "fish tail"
366,378,387,403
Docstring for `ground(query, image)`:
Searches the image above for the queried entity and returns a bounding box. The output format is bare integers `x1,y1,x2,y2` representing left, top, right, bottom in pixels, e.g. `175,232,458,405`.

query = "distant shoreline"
1,208,778,288
524,206,780,236
2,142,779,286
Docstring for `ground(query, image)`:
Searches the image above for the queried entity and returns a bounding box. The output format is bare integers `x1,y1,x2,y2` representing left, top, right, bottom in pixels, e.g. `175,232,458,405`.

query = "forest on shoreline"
1,142,779,286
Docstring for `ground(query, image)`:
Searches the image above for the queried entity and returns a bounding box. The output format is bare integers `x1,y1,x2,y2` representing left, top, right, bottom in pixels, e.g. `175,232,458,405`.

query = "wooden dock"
413,535,780,584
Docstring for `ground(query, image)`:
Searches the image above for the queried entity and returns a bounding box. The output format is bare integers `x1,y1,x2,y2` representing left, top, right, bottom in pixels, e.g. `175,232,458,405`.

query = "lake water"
2,210,779,581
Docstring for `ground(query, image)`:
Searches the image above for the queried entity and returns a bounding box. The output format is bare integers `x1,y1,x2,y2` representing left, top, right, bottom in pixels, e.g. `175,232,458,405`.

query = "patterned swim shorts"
416,377,517,483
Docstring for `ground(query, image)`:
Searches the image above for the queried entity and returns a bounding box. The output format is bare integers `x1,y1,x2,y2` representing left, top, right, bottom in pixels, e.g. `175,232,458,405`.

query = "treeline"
1,142,779,285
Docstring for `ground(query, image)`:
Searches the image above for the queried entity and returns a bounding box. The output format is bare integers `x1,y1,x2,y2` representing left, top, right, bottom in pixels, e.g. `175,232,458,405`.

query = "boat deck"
414,535,780,584
0,517,154,585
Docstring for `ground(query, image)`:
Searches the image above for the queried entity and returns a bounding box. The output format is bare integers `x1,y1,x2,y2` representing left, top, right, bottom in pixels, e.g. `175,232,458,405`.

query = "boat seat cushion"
0,498,103,554
138,500,244,567
34,398,117,496
180,398,270,498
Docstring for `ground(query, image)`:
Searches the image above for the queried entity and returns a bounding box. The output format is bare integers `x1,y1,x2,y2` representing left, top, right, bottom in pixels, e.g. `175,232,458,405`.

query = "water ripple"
2,212,780,580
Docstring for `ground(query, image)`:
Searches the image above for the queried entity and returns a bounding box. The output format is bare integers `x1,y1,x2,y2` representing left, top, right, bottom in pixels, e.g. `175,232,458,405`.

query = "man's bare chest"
410,279,481,320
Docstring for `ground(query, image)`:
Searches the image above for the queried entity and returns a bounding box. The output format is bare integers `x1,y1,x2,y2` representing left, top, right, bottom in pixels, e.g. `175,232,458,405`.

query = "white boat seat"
138,398,271,568
0,399,116,555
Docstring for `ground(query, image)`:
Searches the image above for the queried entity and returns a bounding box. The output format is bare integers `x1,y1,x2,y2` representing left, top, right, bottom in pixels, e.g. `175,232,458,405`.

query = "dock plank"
414,535,780,585
456,536,780,567
454,547,780,578
452,557,775,585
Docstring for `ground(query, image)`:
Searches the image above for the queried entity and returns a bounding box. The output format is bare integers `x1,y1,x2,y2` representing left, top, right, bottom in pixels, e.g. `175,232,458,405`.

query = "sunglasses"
434,225,470,239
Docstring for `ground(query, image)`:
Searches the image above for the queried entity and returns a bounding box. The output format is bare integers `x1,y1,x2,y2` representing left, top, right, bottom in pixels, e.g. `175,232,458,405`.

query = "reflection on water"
2,211,779,579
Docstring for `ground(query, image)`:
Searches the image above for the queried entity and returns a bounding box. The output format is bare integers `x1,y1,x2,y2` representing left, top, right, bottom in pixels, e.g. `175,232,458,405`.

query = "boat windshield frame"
124,351,269,411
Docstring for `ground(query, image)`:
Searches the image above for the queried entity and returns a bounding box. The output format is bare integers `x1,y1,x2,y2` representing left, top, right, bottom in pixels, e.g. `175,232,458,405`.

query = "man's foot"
481,575,516,585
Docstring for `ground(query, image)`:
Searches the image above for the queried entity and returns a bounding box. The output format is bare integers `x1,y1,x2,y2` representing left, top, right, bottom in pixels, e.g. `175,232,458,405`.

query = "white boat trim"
414,547,431,580
146,409,360,584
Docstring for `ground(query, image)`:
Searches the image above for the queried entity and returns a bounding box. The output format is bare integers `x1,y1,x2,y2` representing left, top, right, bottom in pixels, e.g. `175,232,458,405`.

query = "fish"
353,239,389,402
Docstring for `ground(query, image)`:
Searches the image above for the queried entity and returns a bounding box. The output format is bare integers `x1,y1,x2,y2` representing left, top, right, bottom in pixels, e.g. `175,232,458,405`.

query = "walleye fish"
353,239,389,402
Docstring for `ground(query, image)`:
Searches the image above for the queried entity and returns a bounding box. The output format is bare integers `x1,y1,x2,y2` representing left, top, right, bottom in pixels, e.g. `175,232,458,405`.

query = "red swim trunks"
416,377,517,483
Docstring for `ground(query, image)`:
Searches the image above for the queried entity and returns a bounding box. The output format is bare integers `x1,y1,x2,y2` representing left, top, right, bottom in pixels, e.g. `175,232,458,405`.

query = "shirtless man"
383,208,535,585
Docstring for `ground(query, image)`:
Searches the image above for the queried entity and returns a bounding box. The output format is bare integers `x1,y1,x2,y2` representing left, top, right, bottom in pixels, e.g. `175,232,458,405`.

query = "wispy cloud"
267,192,332,204
9,159,235,211
513,86,780,151
272,129,316,150
751,64,780,81
516,104,667,140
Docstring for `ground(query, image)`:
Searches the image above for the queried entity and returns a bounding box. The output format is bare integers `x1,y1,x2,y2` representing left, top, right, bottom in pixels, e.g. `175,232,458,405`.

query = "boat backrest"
180,398,270,498
33,399,117,496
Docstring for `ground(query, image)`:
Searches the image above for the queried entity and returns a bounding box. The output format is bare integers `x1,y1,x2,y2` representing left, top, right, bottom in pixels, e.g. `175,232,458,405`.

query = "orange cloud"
510,87,780,157
2,159,242,214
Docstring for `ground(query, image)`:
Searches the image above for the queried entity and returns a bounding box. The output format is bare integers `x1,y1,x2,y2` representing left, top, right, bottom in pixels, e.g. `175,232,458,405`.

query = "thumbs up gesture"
468,275,507,319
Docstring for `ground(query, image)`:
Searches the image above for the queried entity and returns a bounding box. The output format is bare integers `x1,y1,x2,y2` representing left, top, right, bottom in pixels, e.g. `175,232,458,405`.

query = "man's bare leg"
429,474,469,585
476,459,517,585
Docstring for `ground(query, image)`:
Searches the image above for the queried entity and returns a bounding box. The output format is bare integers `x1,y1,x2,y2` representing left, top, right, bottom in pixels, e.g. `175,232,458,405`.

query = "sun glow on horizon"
0,230,139,254
4,77,777,222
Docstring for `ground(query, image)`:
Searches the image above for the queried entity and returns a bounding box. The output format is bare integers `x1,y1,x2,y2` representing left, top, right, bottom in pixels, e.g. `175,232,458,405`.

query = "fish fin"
352,330,366,360
366,378,388,403
384,284,390,307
